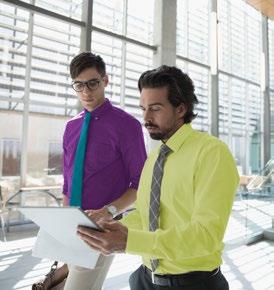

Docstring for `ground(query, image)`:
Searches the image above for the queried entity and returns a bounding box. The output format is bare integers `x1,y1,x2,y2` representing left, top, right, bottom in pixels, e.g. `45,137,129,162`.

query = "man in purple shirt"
62,52,147,290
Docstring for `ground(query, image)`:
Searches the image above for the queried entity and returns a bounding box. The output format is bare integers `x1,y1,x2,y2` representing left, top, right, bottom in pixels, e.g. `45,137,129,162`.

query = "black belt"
143,265,220,287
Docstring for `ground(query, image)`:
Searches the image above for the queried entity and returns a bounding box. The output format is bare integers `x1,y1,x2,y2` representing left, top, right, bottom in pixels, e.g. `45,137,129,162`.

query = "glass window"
177,0,209,65
48,142,63,175
269,20,274,158
218,0,261,81
93,0,154,45
125,43,153,121
20,0,83,20
177,59,210,132
30,14,80,116
0,1,80,186
1,139,21,176
270,21,274,90
91,31,123,106
218,0,262,174
127,0,154,44
0,3,29,109
93,0,124,34
92,32,153,121
25,115,66,186
219,73,262,173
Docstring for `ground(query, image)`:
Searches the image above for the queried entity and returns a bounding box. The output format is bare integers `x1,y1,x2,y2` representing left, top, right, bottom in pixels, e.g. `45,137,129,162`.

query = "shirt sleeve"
62,125,68,196
119,120,147,190
121,206,143,231
125,143,239,261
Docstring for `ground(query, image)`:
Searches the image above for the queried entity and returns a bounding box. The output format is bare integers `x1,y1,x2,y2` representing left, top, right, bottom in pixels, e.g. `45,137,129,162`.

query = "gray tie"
149,144,172,272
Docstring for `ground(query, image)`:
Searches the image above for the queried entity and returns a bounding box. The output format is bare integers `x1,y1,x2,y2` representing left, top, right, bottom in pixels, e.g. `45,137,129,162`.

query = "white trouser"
64,254,114,290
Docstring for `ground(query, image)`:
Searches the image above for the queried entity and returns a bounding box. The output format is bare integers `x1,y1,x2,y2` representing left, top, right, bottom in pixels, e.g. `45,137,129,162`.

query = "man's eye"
150,107,161,111
75,83,83,90
87,81,98,88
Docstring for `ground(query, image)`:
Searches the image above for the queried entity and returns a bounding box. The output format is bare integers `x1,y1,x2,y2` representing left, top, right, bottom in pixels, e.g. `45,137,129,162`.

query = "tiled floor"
0,196,274,290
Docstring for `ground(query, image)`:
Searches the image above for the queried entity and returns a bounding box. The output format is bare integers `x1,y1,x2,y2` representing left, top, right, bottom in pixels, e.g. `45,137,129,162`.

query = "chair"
246,170,273,195
5,186,62,232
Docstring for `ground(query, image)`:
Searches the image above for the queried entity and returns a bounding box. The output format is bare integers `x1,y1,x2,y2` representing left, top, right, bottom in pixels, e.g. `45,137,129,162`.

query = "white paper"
33,229,100,269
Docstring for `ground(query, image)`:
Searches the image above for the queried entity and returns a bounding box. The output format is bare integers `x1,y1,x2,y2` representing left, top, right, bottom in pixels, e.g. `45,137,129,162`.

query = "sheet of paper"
33,229,100,269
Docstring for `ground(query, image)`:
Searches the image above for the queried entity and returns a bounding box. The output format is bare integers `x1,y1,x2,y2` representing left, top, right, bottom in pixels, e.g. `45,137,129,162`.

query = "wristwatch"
105,204,118,218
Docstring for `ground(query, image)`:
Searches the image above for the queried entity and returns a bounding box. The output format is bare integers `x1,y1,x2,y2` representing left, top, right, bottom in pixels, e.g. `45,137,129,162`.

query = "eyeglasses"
71,78,103,92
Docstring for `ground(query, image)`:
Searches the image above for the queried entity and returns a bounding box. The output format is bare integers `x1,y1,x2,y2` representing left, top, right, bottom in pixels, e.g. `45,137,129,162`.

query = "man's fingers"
77,221,127,254
97,220,120,230
80,234,111,255
85,210,94,216
77,226,105,242
80,234,102,250
78,230,113,255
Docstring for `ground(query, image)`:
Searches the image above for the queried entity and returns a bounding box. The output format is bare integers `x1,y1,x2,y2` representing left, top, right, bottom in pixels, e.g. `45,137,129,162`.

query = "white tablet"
18,206,102,268
18,206,102,249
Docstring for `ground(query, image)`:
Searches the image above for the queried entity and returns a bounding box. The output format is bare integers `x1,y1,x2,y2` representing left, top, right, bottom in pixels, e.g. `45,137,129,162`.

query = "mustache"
144,122,158,128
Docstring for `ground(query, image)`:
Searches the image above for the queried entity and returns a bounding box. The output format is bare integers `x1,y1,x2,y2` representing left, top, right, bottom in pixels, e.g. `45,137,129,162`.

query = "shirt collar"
164,123,194,153
84,98,112,119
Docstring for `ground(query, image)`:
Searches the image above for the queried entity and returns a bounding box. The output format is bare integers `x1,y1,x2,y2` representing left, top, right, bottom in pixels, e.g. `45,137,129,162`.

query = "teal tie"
70,111,91,207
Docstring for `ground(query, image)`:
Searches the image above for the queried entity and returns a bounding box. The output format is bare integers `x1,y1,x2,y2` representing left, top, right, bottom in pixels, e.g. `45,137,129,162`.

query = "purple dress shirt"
62,99,147,210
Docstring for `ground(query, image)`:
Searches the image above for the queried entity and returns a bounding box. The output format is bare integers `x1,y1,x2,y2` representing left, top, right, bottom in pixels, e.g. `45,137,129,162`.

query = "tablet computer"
18,206,102,268
18,206,102,249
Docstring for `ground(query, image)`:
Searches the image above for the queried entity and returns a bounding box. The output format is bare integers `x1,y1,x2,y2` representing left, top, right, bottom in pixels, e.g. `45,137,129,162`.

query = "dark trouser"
129,265,229,290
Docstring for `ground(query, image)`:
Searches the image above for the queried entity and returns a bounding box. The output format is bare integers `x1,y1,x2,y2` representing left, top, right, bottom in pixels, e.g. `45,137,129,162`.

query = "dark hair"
70,52,106,79
138,65,198,123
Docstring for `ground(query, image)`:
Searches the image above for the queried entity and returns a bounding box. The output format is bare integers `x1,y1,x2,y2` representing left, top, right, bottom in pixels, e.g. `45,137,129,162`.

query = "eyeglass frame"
71,77,105,92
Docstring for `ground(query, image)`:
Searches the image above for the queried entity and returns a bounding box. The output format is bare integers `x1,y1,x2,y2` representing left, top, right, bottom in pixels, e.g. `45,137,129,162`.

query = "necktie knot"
84,111,91,122
160,144,172,157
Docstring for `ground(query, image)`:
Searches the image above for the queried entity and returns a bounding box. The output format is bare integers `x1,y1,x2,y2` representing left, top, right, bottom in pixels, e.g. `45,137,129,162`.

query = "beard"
149,132,166,140
145,122,163,140
145,123,171,140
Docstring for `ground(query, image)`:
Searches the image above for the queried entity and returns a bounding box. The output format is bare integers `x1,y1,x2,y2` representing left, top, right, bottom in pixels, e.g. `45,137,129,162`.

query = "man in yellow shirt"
77,65,239,290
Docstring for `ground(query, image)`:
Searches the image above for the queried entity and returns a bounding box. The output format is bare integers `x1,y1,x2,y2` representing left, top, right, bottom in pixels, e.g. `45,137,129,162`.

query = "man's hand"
85,207,112,222
77,221,128,256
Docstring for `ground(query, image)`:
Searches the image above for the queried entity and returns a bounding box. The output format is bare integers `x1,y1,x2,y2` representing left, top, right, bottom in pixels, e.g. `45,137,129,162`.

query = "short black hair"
70,52,106,79
138,65,198,123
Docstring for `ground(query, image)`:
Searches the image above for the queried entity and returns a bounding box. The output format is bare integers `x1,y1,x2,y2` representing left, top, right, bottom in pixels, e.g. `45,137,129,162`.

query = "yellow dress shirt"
122,124,239,274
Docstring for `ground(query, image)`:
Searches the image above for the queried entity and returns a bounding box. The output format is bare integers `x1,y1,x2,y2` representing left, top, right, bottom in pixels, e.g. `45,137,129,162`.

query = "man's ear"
177,103,187,119
103,75,109,87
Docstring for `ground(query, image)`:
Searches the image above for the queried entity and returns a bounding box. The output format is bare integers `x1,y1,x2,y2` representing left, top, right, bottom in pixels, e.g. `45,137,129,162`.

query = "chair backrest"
246,170,273,191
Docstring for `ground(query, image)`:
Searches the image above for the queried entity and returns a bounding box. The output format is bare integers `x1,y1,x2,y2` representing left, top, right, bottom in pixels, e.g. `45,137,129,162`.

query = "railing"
0,185,62,238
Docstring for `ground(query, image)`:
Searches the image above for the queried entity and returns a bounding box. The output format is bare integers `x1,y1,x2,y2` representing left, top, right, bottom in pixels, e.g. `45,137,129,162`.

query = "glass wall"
269,20,274,158
177,0,209,65
218,0,262,174
92,0,154,120
176,0,210,132
0,3,26,189
0,3,29,111
176,0,264,174
92,0,154,139
176,0,273,243
0,1,81,187
0,0,155,188
0,0,273,190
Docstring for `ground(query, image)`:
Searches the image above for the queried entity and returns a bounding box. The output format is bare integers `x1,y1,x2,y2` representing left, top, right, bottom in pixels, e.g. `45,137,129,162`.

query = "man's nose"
82,84,90,95
143,110,152,122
